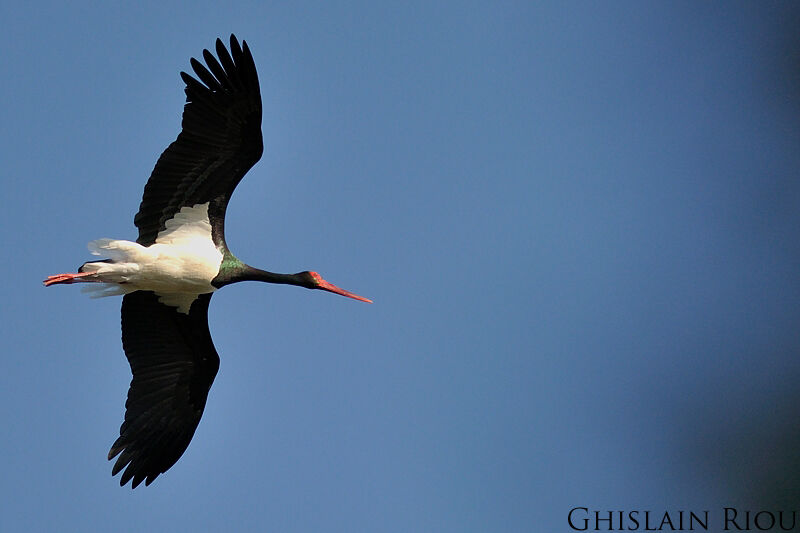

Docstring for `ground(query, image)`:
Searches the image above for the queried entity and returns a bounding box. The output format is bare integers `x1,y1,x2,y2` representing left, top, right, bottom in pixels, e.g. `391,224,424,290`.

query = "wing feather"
134,35,263,246
109,291,220,488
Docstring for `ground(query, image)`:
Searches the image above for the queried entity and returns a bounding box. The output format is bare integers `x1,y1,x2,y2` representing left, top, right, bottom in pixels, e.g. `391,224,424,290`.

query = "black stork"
44,35,371,488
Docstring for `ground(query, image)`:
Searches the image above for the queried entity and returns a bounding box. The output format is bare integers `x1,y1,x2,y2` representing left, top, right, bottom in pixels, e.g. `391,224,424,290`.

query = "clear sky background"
3,2,800,532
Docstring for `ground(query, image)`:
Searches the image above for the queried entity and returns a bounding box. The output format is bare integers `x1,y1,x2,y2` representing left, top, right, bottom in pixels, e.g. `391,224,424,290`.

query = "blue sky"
3,2,800,531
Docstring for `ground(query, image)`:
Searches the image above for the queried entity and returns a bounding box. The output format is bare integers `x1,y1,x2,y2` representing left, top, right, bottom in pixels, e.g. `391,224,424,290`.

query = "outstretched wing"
134,34,263,246
109,291,220,488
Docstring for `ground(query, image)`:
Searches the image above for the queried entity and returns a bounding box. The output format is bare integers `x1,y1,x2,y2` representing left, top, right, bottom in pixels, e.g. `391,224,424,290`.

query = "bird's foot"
43,271,96,286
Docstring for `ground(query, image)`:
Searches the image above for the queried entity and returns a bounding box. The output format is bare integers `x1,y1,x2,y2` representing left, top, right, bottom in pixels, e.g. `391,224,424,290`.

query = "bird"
43,35,371,488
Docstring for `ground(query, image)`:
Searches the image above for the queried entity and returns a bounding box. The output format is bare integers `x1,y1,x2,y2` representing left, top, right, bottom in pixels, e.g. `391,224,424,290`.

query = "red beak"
317,279,373,303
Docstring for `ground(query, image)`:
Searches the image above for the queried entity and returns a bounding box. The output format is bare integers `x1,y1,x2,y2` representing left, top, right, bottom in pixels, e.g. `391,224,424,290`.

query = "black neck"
213,264,309,289
238,267,304,285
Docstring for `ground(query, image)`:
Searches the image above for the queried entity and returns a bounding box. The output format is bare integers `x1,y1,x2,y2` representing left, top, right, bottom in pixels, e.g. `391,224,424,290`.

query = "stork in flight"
44,35,371,488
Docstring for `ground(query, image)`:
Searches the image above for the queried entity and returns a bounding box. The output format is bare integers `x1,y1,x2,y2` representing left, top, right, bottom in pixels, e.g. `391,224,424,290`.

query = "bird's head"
297,271,372,303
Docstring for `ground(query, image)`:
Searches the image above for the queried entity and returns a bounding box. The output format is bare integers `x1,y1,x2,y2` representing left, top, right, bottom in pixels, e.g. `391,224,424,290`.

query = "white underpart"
80,203,223,314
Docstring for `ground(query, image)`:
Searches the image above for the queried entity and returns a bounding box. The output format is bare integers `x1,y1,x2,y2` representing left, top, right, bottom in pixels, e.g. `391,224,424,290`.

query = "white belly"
80,203,223,313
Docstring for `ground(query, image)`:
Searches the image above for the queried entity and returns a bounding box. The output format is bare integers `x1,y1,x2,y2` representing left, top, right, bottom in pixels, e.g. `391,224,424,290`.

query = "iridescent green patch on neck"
213,251,247,286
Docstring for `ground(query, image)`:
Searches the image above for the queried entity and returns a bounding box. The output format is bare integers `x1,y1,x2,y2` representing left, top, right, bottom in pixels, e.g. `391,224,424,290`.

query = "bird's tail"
44,238,133,288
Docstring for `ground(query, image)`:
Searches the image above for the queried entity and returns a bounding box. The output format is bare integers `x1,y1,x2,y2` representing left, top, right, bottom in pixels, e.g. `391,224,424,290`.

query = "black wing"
134,34,263,246
109,291,220,488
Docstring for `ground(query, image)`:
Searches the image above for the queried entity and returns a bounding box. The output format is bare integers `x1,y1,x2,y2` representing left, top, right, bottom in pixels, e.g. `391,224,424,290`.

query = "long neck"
213,254,305,288
234,267,303,285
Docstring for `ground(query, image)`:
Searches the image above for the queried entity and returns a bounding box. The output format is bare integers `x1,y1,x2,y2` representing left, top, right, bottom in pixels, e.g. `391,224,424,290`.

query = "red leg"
43,271,97,286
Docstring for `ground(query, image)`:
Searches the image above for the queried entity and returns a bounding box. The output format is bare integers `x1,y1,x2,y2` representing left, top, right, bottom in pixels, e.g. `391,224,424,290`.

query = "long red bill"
317,279,373,303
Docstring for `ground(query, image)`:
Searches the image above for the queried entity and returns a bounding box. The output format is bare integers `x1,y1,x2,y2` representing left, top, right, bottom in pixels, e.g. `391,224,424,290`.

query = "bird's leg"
43,271,97,286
